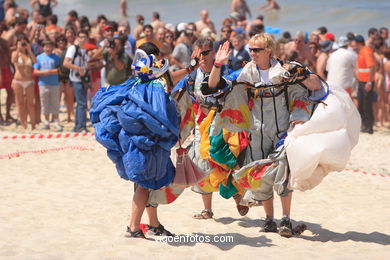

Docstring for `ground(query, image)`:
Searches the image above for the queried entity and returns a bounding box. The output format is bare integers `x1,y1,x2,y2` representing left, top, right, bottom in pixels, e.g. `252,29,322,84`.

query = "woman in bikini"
372,37,387,127
11,35,37,130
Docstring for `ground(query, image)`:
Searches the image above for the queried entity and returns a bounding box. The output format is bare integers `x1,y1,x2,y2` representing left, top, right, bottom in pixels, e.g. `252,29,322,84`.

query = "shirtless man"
0,24,14,123
119,0,127,17
30,0,58,18
133,14,144,40
195,10,216,35
3,17,28,52
4,0,29,25
231,0,251,20
151,12,165,32
284,31,316,71
259,0,280,11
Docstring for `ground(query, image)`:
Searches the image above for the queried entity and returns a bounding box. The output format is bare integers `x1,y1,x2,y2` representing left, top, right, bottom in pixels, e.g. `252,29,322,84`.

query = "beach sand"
1,98,390,259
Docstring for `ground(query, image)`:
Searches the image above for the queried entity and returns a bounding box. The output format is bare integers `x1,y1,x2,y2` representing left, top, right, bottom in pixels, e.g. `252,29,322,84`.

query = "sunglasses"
222,30,232,33
200,49,212,56
57,39,66,43
249,47,265,53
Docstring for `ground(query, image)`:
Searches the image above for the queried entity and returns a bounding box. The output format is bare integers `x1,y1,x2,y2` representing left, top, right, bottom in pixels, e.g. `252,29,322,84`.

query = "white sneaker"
41,123,50,130
53,123,63,132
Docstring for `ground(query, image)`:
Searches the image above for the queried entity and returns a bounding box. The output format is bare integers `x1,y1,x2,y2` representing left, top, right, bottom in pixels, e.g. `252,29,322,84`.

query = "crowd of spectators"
0,0,389,134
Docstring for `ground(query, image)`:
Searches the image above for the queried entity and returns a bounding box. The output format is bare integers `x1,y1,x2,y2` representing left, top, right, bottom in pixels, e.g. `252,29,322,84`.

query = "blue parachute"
90,77,179,190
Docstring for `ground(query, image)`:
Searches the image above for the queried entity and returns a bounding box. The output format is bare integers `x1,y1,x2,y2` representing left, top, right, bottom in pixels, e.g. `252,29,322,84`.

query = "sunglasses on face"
249,47,265,53
222,30,232,33
200,49,212,56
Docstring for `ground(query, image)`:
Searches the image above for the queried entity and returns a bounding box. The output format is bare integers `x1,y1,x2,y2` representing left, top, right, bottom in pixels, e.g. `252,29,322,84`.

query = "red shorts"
0,66,13,91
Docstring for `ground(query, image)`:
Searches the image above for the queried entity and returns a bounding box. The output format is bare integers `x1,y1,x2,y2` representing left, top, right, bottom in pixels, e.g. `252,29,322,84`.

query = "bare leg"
12,83,27,129
34,88,41,125
129,186,149,231
262,196,274,219
25,84,36,130
280,192,292,217
146,206,159,227
5,88,15,121
193,193,213,219
202,193,212,211
0,90,3,122
65,82,74,122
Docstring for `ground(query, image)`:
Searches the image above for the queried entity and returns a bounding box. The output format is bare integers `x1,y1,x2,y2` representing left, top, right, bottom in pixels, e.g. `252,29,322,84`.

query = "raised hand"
191,46,202,68
215,40,231,65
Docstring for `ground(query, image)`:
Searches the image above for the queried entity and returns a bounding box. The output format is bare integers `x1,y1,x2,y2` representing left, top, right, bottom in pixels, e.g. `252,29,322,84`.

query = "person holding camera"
63,30,90,132
92,34,131,86
11,35,37,130
33,40,62,131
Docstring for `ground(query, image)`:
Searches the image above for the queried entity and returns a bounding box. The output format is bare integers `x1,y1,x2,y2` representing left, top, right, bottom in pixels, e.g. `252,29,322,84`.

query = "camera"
21,42,27,47
76,70,91,84
108,39,116,49
36,24,43,30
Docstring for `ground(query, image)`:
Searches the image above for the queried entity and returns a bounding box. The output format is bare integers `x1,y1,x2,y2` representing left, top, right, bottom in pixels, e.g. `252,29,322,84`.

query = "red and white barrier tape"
343,168,389,178
0,145,94,160
0,132,95,140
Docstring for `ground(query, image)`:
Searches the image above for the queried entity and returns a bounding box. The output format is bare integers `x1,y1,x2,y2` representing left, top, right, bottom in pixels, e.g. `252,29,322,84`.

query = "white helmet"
131,49,169,81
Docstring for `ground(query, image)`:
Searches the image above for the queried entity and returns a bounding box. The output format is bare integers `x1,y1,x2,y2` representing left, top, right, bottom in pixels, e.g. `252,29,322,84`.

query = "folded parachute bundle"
173,146,205,188
90,77,180,190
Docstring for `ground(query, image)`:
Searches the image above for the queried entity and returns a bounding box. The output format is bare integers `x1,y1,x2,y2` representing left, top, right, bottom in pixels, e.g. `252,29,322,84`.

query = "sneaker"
41,123,50,130
279,217,293,238
74,127,88,133
53,124,63,132
261,218,278,233
147,224,175,236
124,226,146,239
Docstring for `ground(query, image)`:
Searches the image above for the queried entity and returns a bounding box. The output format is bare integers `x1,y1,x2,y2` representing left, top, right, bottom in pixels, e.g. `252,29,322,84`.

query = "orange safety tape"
0,145,94,160
1,132,95,140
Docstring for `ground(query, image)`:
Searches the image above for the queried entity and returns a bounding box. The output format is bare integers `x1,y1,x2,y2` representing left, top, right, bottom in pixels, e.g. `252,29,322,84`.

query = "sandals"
233,193,249,216
147,224,175,236
125,226,146,239
193,209,214,220
236,205,249,216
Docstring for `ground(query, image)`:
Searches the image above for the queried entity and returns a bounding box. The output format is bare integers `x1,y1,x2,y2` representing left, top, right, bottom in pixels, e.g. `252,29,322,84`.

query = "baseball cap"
324,32,335,41
103,25,114,31
338,36,349,47
354,34,365,43
177,22,187,33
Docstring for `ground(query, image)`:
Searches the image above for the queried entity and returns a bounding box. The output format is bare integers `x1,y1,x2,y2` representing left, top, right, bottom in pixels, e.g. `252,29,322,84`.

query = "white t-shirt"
65,45,90,82
326,47,357,90
259,68,271,84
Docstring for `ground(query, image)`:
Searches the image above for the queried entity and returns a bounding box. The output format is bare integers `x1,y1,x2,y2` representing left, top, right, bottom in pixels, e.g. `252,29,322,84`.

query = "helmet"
131,49,169,82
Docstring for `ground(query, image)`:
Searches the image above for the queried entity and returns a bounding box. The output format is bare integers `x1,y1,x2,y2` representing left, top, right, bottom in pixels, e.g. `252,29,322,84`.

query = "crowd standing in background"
0,0,389,134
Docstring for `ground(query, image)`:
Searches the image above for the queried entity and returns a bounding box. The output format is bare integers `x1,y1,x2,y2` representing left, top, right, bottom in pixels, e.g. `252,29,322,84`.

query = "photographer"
63,30,90,132
92,34,131,86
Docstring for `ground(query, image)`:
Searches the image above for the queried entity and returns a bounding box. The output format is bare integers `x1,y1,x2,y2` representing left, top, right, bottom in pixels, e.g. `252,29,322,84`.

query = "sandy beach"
1,106,390,260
